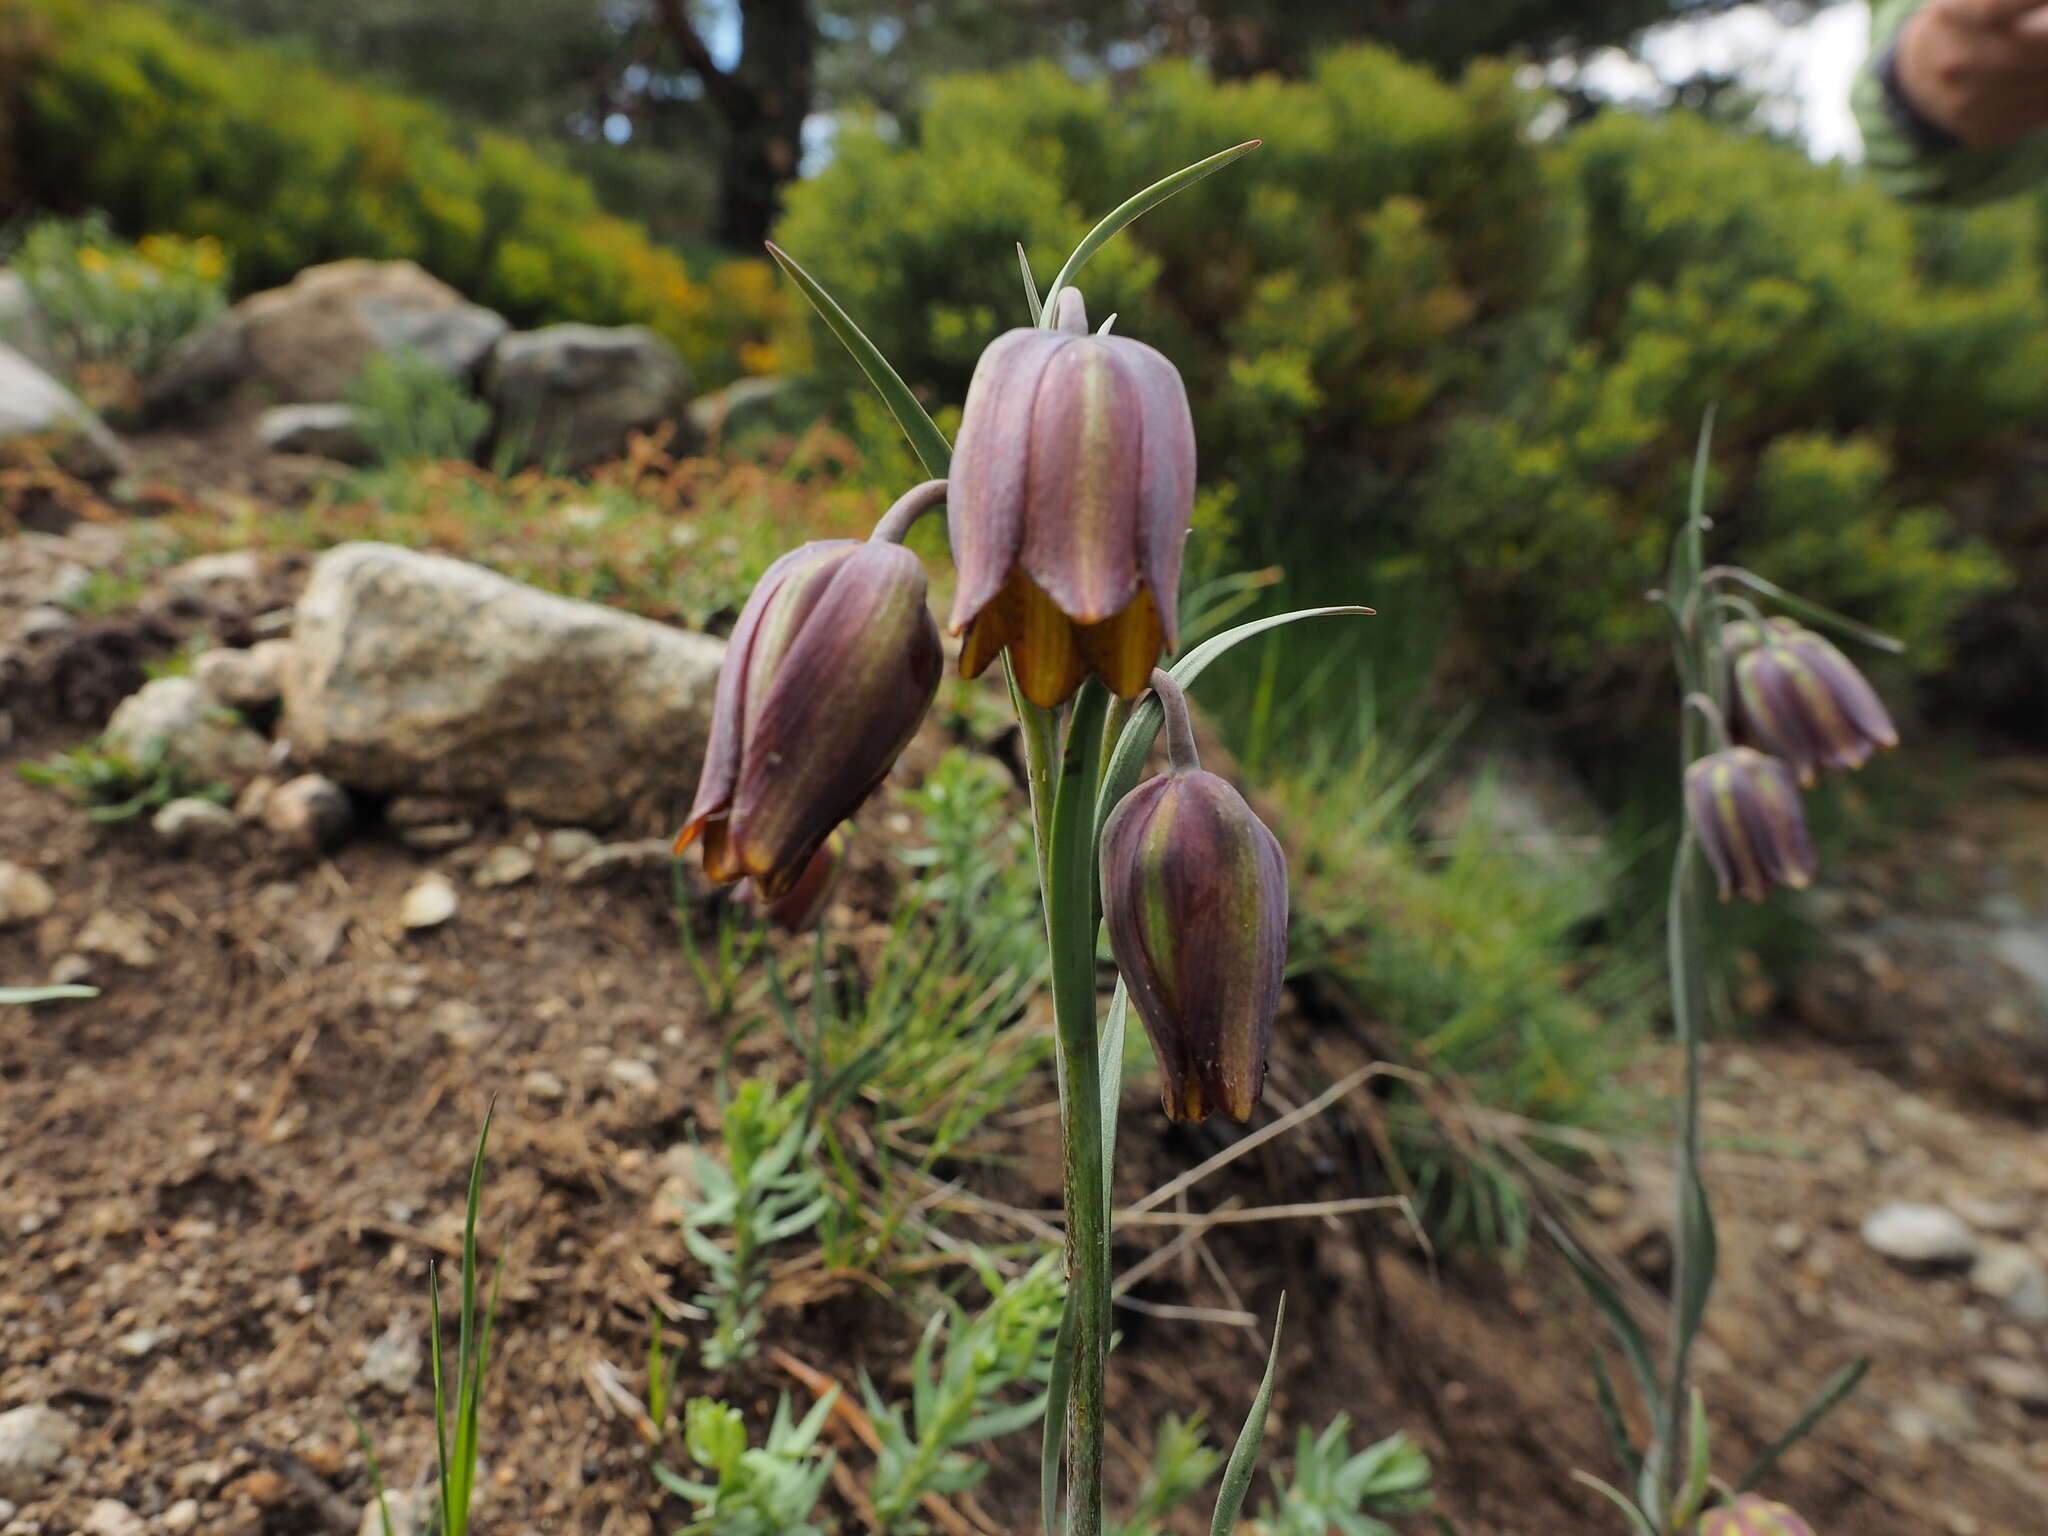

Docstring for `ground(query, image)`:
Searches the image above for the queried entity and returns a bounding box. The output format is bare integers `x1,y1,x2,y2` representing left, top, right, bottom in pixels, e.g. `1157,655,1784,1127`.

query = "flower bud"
1733,624,1898,787
1684,747,1818,903
738,830,846,931
1100,765,1288,1123
947,290,1197,708
678,540,939,900
1697,1494,1817,1536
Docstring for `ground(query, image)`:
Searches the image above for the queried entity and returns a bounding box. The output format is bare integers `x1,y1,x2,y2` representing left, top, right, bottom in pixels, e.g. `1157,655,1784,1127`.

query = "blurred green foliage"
779,52,2033,716
7,213,226,381
1,0,787,385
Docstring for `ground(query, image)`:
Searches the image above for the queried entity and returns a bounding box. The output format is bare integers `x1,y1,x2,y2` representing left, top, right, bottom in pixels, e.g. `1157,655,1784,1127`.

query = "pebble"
428,999,493,1050
75,909,160,969
19,604,70,639
264,774,353,852
360,1318,423,1395
472,845,536,889
1949,1192,2034,1238
0,862,54,926
543,827,599,863
1860,1202,1978,1267
565,839,675,885
0,1404,77,1500
193,640,291,709
167,550,262,603
357,1488,430,1536
80,1499,144,1536
1771,1222,1807,1257
398,821,474,851
1972,1356,2048,1412
399,874,458,930
224,1468,288,1508
1972,1243,2048,1325
521,1069,566,1102
161,1499,201,1535
152,796,240,849
251,606,295,638
114,1326,167,1358
49,953,93,986
607,1058,659,1094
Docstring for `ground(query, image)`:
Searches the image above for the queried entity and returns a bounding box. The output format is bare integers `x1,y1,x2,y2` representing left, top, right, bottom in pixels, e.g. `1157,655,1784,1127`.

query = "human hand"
1894,0,2048,147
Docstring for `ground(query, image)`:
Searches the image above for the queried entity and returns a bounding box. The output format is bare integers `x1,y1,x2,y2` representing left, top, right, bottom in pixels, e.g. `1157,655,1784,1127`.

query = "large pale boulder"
280,543,724,824
144,260,507,418
0,343,129,481
483,324,692,471
0,271,57,373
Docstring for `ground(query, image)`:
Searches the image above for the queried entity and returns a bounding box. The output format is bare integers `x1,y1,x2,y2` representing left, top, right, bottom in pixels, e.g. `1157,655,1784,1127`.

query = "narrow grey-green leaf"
765,241,952,479
1041,141,1261,328
0,985,97,1004
1731,1357,1869,1495
1098,606,1371,847
1041,1296,1078,1536
1099,982,1128,1210
1588,1351,1641,1486
1571,1472,1658,1536
1544,1216,1664,1450
1017,241,1043,323
1209,1295,1284,1536
1707,567,1906,655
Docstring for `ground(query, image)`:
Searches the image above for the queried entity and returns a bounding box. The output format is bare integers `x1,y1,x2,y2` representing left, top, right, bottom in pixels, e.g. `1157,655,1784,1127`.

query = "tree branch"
648,0,754,119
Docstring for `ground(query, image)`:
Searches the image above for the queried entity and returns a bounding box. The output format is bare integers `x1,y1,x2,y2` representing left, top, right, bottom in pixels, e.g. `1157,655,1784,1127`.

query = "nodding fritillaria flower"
1697,1495,1818,1536
1100,670,1287,1123
1732,622,1898,787
947,287,1197,708
677,531,940,901
738,830,846,932
1684,746,1818,903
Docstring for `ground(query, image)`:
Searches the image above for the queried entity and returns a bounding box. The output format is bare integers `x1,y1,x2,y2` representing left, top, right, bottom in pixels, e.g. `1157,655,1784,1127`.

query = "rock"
400,873,458,930
564,838,676,886
281,543,723,824
1972,1243,2048,1325
0,1403,77,1499
428,999,492,1049
1770,1222,1808,1257
0,861,54,926
255,403,372,464
0,270,55,373
145,259,507,418
0,342,131,481
483,324,692,471
235,775,279,821
43,561,90,606
1972,1356,2048,1411
521,1068,566,1101
472,845,535,888
397,821,474,851
152,796,239,849
251,606,295,639
81,1499,144,1536
161,1499,201,1535
1861,1203,1978,1267
360,1318,423,1395
1950,1192,2034,1238
357,1489,432,1536
166,550,264,606
687,374,785,439
103,677,269,788
194,641,292,710
50,953,93,986
263,774,353,852
607,1057,659,1094
544,828,599,863
113,1327,167,1358
20,604,73,639
386,794,475,828
76,909,160,969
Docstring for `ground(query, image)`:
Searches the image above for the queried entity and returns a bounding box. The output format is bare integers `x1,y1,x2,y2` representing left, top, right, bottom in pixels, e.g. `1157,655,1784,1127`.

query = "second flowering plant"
679,142,1370,1534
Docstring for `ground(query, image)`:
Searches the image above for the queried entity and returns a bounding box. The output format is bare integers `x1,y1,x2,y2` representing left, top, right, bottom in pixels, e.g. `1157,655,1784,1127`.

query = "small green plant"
683,1078,831,1369
1252,1421,1434,1536
58,566,151,617
1109,1415,1224,1536
346,348,491,467
0,985,98,1004
654,1395,838,1536
10,213,226,380
18,740,230,822
864,1254,1064,1532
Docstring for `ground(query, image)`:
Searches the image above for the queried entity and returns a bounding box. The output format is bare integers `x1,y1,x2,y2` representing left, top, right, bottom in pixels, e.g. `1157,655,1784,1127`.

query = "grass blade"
1731,1357,1869,1495
765,240,952,478
1040,141,1261,326
1572,1472,1657,1536
1098,983,1128,1209
1017,241,1043,322
1210,1294,1284,1536
1040,1296,1078,1536
1543,1216,1664,1452
1588,1351,1641,1486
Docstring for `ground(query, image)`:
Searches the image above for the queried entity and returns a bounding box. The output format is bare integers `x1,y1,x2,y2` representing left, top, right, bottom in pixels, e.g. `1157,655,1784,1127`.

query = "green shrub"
1,0,783,385
778,52,2028,714
345,348,489,466
7,213,226,380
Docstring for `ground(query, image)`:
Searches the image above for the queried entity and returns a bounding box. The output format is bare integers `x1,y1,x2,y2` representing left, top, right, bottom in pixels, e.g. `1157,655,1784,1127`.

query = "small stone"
397,821,474,851
1586,1185,1629,1220
0,861,54,926
521,1068,566,1101
264,774,353,852
256,402,372,463
152,796,239,849
1771,1222,1808,1257
1861,1203,1978,1267
113,1326,166,1357
1973,1243,2048,1325
544,827,599,863
224,1468,289,1507
81,1499,144,1536
104,676,269,787
166,551,262,605
472,845,535,888
0,1404,77,1500
360,1318,423,1396
428,999,493,1050
1972,1356,2048,1411
400,873,458,930
194,640,293,710
564,838,675,886
357,1488,431,1536
1950,1192,2034,1238
250,607,295,639
607,1058,659,1094
162,1499,201,1535
235,776,278,820
386,795,474,828
76,909,160,969
20,604,71,639
50,953,93,986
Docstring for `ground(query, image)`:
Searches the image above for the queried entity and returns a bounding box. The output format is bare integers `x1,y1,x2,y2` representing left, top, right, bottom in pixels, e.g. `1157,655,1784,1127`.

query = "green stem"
1044,678,1112,1536
1657,830,1708,1519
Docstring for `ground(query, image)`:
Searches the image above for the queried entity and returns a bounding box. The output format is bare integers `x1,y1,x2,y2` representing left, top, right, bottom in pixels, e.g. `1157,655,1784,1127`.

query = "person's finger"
2014,3,2048,37
1949,0,2048,25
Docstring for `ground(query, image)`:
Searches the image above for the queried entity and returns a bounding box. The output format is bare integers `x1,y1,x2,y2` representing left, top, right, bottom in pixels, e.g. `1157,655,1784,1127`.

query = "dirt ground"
4,492,2048,1535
